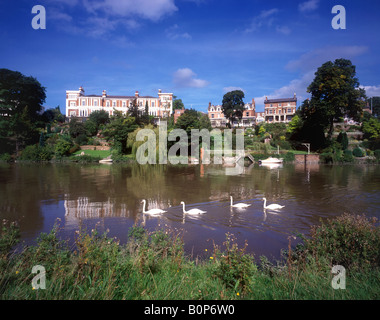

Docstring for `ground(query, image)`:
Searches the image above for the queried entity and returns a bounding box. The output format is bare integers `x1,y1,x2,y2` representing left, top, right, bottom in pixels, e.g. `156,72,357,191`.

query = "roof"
264,97,297,104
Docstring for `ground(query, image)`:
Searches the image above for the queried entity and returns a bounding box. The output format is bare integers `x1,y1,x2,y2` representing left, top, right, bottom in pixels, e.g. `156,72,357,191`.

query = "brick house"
264,94,297,123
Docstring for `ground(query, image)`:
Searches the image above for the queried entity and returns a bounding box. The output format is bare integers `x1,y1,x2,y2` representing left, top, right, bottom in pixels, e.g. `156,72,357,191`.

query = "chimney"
158,89,162,94
265,96,268,101
135,91,139,97
79,86,84,95
208,102,211,109
102,90,107,98
294,92,296,99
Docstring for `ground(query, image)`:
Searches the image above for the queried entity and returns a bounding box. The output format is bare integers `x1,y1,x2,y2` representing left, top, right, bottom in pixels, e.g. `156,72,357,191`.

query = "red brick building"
264,94,297,123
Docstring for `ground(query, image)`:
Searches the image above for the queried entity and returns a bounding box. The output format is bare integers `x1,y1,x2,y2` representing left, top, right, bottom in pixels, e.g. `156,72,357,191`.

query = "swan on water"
141,199,166,215
230,196,251,208
180,201,206,215
262,197,284,210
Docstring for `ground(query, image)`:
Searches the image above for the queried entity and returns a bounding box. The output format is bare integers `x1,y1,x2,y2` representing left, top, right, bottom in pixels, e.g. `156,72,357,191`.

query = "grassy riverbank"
1,213,379,300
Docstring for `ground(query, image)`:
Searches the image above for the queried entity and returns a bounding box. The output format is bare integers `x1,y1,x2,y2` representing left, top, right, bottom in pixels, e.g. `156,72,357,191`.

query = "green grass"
1,214,379,300
72,149,111,158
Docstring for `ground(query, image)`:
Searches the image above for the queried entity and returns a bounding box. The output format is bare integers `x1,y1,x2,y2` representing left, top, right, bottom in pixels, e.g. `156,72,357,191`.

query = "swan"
141,199,166,216
262,197,284,210
180,201,206,215
230,196,251,208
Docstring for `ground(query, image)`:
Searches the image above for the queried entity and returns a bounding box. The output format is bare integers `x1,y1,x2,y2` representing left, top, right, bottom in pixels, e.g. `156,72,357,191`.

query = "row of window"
266,108,294,114
69,100,157,107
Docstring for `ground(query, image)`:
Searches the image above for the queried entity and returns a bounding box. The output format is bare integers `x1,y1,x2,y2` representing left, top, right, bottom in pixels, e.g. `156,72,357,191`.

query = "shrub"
374,149,380,160
19,144,53,161
213,233,256,293
300,214,380,270
353,147,364,157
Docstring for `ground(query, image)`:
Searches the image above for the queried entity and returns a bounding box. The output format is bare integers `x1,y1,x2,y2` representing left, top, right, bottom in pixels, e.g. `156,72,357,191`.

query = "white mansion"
65,87,173,119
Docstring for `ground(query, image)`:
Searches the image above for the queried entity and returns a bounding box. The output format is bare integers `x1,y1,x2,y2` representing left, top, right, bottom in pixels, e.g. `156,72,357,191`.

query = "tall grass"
1,214,379,300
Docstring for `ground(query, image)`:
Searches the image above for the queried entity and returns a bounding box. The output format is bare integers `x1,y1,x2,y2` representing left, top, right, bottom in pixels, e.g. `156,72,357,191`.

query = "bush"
55,139,73,157
374,150,380,160
299,214,380,270
19,144,54,161
212,233,256,293
341,149,354,162
353,147,364,157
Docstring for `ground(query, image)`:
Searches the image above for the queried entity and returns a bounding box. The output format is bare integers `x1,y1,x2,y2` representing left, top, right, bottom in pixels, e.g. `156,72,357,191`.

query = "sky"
0,0,379,114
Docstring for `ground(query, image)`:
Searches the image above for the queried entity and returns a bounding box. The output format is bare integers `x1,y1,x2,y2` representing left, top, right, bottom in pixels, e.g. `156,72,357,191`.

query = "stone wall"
295,154,320,163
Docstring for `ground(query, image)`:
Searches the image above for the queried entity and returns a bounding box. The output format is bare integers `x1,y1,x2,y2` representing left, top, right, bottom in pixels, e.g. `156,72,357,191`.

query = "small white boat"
258,157,283,164
99,158,113,164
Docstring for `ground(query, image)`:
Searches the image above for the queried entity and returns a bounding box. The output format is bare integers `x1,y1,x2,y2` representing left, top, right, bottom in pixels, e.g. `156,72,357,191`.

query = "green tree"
0,69,46,154
306,59,366,139
337,131,349,150
221,90,245,128
173,97,185,110
362,116,380,140
102,111,138,154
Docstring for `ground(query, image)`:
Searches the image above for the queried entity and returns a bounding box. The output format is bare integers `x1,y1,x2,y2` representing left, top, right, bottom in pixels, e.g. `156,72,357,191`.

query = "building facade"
207,99,256,128
66,87,173,119
264,94,297,123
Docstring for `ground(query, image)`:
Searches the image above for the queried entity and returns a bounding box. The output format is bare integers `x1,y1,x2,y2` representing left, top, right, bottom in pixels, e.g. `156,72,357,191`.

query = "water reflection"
1,162,379,260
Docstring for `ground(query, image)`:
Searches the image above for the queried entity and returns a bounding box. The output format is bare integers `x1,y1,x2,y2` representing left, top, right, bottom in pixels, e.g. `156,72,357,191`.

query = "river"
1,162,379,261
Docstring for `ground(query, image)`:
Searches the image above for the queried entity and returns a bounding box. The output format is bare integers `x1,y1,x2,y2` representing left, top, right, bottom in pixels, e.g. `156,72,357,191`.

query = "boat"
258,157,283,164
99,157,113,164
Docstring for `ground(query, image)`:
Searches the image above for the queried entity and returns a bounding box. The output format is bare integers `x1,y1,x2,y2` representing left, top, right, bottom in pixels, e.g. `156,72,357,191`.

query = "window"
106,101,110,107
246,112,249,117
82,100,85,106
211,114,214,118
279,110,281,114
122,101,126,107
94,100,98,106
152,102,155,107
113,101,116,107
70,111,76,116
288,108,292,113
279,103,282,107
70,102,76,106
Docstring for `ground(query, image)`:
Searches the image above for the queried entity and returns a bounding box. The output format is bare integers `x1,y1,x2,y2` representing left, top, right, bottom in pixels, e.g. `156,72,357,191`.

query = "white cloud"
245,8,279,33
165,24,192,40
298,0,320,13
173,68,209,88
83,0,178,21
255,71,314,108
360,85,380,97
286,45,369,72
276,25,291,35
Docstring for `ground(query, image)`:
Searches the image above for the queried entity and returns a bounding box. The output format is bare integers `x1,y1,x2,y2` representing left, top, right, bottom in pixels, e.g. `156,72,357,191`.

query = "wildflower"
237,292,240,296
16,271,19,274
210,256,213,260
205,249,207,251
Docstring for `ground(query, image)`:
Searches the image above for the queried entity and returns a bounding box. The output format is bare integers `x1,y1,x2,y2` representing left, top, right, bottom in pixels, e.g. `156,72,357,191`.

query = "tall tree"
221,90,245,128
306,59,366,139
0,69,46,153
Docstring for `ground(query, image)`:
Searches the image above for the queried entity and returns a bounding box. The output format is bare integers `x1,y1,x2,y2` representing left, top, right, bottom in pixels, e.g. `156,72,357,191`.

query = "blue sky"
1,0,379,113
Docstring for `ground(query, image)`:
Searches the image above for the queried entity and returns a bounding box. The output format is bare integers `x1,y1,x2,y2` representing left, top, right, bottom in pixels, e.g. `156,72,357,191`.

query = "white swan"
180,201,206,215
141,199,166,216
230,196,251,208
262,197,284,210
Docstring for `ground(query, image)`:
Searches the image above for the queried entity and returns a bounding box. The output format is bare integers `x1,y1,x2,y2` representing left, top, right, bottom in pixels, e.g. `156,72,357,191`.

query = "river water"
1,162,379,261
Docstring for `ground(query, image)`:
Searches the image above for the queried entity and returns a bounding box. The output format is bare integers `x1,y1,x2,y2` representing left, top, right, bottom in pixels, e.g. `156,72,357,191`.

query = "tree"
337,131,348,150
306,59,366,139
362,116,380,140
0,69,46,153
173,97,185,110
102,111,138,154
221,90,245,128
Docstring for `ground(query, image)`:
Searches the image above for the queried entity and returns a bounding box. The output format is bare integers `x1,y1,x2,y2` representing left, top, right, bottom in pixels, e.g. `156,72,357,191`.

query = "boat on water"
258,157,283,164
99,158,113,164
